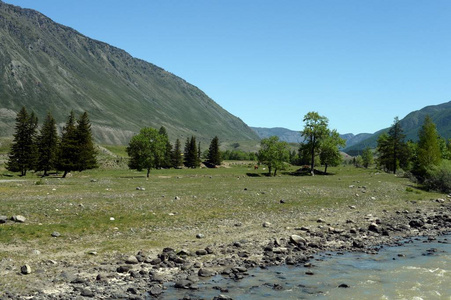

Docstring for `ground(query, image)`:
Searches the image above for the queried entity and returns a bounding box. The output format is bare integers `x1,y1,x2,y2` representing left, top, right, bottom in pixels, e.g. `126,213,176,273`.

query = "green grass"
0,164,443,255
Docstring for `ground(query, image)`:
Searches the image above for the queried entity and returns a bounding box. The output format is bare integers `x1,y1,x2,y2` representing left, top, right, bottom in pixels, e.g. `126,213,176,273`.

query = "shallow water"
161,235,450,299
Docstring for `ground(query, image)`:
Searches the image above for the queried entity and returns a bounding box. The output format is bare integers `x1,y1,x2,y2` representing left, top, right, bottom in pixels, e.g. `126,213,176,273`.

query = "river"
160,235,450,299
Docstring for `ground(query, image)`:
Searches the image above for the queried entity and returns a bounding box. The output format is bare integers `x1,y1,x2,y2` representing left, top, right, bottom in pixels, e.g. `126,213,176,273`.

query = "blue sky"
4,0,451,134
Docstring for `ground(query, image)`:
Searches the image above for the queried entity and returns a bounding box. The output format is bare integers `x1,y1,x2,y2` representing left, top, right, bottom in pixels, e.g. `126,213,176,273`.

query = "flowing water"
160,235,450,299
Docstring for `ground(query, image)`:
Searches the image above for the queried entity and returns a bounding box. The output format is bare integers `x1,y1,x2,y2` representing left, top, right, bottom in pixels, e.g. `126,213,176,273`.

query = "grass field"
0,162,444,264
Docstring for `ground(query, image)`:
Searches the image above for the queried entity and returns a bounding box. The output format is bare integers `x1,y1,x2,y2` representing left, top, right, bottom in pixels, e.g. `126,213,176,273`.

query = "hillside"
251,126,371,148
344,100,451,155
0,1,259,144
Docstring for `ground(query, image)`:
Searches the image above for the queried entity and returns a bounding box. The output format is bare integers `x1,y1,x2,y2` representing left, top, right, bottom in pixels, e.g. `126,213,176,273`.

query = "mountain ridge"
0,1,259,144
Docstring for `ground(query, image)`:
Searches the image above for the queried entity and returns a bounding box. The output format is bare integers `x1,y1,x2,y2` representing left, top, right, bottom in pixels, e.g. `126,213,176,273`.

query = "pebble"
51,231,61,237
21,264,31,275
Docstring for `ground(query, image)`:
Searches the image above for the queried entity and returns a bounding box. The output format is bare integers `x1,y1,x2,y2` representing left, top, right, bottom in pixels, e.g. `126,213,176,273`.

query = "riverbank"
0,166,450,299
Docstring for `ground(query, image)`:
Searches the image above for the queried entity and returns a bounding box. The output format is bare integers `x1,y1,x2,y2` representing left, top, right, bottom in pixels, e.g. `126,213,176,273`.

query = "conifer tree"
416,115,441,174
36,112,58,176
6,107,38,176
158,126,173,168
57,111,79,178
207,136,222,166
75,112,97,171
172,138,183,168
184,136,199,168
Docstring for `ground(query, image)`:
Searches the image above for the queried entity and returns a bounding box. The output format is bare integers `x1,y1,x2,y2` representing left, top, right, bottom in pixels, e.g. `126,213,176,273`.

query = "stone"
368,223,379,233
195,249,208,256
290,235,306,245
0,216,7,223
21,264,31,275
175,280,192,289
51,231,61,237
125,255,139,264
149,285,163,296
196,233,205,239
12,215,26,223
175,196,181,200
198,268,215,277
262,222,271,228
80,288,94,297
338,283,350,288
116,265,132,273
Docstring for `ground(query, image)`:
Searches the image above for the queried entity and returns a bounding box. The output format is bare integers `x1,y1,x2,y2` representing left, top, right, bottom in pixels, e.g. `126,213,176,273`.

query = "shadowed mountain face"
0,1,259,144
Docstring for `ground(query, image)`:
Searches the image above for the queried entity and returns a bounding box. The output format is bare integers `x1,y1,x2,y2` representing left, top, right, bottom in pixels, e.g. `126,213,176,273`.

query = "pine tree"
172,138,183,168
36,112,58,176
6,107,38,176
184,136,199,168
57,111,79,178
75,112,97,171
158,126,173,168
207,136,222,166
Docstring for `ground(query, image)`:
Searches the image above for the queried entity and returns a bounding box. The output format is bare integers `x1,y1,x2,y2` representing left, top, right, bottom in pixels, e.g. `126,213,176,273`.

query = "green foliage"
75,112,98,172
257,136,289,176
172,139,183,168
222,150,256,161
36,112,58,176
57,111,78,177
300,112,330,174
127,127,169,177
207,136,222,166
376,117,410,173
6,107,38,176
416,115,441,174
319,129,346,173
361,147,374,168
158,126,173,168
184,136,200,168
424,160,451,193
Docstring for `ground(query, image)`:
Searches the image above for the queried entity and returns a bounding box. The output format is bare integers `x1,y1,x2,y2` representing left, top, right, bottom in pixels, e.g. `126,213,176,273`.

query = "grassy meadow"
0,158,445,266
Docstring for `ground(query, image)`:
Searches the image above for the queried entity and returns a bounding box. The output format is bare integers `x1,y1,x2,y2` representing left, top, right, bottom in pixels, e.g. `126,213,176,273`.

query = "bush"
424,160,451,193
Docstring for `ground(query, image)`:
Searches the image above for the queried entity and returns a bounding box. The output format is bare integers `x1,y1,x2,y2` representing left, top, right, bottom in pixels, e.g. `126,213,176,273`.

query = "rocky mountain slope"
0,1,259,144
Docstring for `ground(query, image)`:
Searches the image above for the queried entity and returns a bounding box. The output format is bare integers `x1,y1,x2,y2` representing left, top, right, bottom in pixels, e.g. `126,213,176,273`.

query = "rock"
116,265,133,273
213,295,233,300
349,205,356,209
0,216,7,223
125,255,139,264
263,222,271,228
338,283,350,288
175,280,193,289
196,233,205,239
51,231,61,237
80,288,94,297
21,264,31,275
149,285,163,296
198,268,215,277
409,219,424,228
280,199,286,204
12,215,26,223
353,240,365,249
174,196,181,200
317,218,325,223
290,235,306,245
195,249,208,256
368,223,379,233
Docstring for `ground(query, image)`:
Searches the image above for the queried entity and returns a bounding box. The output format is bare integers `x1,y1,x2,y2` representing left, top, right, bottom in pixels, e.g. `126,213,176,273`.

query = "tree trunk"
274,168,277,176
147,168,151,178
62,170,68,178
324,164,328,174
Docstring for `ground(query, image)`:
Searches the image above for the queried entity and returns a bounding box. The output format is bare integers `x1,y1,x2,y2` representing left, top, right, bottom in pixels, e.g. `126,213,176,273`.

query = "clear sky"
4,0,451,134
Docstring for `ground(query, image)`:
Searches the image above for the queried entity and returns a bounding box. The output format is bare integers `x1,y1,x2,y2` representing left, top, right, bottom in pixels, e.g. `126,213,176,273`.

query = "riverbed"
163,235,450,299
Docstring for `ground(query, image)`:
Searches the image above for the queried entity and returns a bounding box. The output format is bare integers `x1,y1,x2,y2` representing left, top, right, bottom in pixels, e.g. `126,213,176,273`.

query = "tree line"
6,107,97,177
126,127,222,177
368,115,451,192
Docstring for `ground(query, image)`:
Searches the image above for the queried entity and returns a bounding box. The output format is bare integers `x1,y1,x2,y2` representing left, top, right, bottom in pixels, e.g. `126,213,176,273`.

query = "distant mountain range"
0,1,259,144
252,100,451,156
250,127,372,149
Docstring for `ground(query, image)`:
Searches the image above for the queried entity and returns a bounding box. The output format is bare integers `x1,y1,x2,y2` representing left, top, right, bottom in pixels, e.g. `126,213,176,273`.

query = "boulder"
125,255,139,264
12,215,26,223
290,235,306,245
0,216,7,223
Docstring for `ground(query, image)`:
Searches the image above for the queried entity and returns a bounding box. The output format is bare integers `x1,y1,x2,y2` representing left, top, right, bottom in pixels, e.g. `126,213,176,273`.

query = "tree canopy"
127,127,169,177
258,136,289,176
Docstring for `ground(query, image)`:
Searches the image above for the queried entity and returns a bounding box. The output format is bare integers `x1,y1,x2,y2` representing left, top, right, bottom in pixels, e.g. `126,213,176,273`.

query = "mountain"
251,127,303,143
344,101,451,156
0,1,259,144
251,126,371,148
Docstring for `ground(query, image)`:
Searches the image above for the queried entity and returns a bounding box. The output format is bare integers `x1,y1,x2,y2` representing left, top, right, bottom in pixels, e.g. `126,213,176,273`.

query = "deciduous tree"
300,112,330,175
258,136,289,176
319,129,345,173
417,115,441,173
127,127,168,177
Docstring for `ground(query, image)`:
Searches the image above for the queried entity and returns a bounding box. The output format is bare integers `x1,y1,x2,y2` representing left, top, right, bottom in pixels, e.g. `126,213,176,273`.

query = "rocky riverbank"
1,199,450,299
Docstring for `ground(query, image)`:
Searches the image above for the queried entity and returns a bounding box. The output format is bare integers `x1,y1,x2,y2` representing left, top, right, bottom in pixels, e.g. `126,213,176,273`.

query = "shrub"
424,160,451,193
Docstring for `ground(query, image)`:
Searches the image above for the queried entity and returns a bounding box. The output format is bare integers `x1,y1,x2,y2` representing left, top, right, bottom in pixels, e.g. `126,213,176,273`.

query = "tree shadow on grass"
119,175,147,179
283,167,335,176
